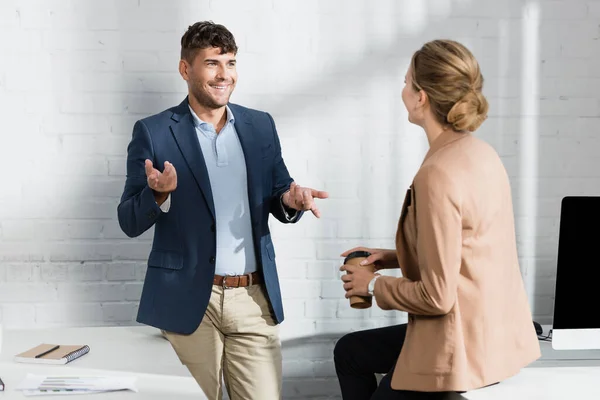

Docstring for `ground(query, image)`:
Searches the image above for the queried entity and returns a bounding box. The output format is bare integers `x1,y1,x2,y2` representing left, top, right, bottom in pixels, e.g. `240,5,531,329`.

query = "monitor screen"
552,196,600,330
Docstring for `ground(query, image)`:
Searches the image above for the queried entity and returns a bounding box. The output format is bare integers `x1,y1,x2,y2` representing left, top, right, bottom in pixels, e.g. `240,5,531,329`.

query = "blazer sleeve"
117,120,163,238
374,164,463,315
266,112,304,224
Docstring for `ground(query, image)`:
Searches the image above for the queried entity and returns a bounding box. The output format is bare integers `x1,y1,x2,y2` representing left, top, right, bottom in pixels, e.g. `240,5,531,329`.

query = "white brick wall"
1,0,599,398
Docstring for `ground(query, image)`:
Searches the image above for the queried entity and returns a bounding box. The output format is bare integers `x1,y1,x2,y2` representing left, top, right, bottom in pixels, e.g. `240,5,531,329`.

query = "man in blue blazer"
117,21,328,400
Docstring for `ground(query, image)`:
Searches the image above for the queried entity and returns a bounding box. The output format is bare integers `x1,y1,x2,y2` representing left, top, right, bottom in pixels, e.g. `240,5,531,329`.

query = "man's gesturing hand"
145,160,177,203
282,182,329,218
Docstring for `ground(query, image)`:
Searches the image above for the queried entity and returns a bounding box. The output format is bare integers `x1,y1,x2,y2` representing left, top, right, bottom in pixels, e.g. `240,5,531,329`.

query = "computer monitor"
552,196,600,350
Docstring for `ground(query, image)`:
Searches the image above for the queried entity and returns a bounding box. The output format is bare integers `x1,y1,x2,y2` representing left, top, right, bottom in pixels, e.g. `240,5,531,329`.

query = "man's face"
179,47,237,110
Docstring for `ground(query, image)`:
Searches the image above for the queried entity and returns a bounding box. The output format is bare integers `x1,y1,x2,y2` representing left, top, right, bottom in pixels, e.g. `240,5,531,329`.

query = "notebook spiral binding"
65,345,90,363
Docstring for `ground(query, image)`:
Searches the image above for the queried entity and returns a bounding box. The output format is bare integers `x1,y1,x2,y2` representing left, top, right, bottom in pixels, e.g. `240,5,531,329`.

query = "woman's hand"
340,247,399,270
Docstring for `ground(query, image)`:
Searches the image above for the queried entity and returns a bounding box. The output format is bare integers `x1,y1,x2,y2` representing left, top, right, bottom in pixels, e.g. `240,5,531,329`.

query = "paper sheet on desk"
22,389,112,396
17,374,137,396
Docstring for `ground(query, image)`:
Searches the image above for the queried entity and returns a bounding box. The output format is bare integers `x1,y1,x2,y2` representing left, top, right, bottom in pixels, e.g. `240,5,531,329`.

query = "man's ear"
179,59,189,81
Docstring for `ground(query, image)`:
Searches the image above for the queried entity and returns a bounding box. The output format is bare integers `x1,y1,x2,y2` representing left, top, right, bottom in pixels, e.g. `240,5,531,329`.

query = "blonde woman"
335,40,541,399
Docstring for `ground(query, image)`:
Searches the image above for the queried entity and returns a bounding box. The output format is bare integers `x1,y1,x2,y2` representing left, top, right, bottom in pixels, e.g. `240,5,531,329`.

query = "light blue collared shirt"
187,105,257,275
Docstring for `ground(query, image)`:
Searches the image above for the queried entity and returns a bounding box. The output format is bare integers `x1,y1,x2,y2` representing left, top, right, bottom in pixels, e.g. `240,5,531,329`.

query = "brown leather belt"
213,272,262,289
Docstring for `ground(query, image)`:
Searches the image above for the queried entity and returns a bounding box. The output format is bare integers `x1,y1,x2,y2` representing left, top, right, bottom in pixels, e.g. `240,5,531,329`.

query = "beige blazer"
374,130,541,392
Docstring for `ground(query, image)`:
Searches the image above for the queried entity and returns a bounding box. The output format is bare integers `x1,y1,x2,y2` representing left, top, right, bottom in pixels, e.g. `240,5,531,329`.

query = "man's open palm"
145,159,177,193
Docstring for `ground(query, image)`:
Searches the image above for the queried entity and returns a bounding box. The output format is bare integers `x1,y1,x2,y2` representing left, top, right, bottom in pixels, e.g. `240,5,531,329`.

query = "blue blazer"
117,98,301,334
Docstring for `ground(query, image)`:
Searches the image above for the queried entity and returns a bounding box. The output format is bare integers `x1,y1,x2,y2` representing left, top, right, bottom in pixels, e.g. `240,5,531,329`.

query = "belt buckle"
222,273,238,290
222,276,231,290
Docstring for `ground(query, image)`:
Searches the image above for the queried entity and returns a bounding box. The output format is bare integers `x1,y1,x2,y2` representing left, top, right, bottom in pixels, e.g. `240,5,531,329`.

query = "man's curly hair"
180,21,238,62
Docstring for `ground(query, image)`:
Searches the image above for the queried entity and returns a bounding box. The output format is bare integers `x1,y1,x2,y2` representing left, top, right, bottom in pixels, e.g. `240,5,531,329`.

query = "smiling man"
117,21,328,400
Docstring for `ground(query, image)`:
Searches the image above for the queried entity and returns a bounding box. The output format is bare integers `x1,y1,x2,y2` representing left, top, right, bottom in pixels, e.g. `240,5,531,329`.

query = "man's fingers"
145,159,165,190
302,190,314,209
288,184,327,214
343,282,353,291
148,170,160,180
310,206,321,219
345,289,355,299
286,183,296,206
163,161,176,177
147,176,159,190
341,274,352,282
311,188,329,199
145,160,154,177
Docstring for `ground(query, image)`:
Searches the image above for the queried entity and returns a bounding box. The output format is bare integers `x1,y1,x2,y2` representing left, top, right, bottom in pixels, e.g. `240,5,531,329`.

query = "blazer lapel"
230,104,262,226
170,99,216,220
396,131,466,276
396,185,413,278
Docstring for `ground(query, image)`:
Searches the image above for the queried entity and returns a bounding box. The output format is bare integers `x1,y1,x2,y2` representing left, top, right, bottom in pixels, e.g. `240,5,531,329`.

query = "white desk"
2,326,600,399
0,326,206,399
462,338,600,399
0,363,204,399
463,366,600,399
0,326,189,376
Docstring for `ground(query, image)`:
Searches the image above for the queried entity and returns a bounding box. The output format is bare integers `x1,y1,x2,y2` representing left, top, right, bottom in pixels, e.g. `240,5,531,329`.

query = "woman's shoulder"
424,133,500,170
416,134,505,193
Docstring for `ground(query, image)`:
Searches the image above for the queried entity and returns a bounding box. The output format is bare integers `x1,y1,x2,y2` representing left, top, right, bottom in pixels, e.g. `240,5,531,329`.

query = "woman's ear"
417,90,428,109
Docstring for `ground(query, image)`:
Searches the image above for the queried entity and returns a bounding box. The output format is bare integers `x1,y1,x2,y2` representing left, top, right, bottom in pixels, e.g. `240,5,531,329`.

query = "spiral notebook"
15,344,90,365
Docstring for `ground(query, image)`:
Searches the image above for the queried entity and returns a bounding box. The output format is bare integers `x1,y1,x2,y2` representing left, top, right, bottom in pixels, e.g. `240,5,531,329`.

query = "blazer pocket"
148,250,183,270
405,313,455,375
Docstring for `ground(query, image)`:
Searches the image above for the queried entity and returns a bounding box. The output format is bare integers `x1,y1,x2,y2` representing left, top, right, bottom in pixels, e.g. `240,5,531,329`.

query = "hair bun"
446,90,489,132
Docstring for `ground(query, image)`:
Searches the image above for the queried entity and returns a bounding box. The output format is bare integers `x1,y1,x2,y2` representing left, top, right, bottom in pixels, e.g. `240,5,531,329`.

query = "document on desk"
21,389,108,396
16,374,137,396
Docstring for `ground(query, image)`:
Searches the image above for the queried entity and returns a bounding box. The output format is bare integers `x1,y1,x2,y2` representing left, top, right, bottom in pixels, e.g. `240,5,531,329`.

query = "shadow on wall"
80,1,204,325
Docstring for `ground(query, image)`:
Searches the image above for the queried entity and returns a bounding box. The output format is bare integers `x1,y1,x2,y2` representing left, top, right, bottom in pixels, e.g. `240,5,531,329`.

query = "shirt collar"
188,105,235,129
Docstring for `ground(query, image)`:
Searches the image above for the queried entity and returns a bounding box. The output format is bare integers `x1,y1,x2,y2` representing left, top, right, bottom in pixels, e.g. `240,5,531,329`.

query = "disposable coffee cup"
344,250,376,309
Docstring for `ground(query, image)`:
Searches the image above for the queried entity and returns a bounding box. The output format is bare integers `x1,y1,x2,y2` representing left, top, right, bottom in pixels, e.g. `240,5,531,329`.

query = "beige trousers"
163,284,281,400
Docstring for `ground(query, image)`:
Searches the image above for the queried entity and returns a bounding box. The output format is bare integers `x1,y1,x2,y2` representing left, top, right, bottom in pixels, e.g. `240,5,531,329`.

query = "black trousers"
333,324,466,400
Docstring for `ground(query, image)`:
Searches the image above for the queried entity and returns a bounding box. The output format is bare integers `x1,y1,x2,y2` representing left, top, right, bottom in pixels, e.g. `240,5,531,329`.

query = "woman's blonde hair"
410,39,488,132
